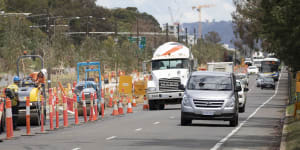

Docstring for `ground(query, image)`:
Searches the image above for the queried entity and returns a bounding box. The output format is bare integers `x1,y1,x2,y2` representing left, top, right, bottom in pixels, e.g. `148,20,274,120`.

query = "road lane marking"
210,73,282,150
72,148,80,150
106,136,117,140
135,128,143,132
169,116,175,119
153,121,160,125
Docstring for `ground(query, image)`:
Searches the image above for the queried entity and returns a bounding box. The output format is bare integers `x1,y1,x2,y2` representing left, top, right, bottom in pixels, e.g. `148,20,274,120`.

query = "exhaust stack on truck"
146,42,196,110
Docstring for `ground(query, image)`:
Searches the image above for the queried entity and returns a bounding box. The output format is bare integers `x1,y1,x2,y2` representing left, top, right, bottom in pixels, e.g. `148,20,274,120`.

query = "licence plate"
203,111,215,116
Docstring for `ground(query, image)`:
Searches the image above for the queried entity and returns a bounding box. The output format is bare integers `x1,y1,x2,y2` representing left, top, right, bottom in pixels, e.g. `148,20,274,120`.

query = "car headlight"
225,96,235,108
147,87,156,92
182,94,192,107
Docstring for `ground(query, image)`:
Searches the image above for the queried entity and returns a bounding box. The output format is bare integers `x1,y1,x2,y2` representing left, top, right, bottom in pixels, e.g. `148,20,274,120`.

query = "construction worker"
6,76,21,131
29,69,47,87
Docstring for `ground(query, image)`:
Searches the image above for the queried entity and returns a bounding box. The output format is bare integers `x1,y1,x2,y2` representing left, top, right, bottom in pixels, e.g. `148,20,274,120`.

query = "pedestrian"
5,76,21,131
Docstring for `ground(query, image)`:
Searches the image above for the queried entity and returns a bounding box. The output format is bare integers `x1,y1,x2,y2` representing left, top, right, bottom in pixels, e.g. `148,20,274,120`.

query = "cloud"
96,0,235,25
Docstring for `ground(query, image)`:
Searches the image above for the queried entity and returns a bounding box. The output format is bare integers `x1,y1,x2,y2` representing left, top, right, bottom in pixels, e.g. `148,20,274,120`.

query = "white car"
236,80,248,113
236,73,249,87
247,66,259,74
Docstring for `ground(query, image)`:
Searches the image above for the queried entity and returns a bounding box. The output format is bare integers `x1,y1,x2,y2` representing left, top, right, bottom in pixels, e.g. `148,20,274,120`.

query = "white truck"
146,42,196,110
207,62,233,73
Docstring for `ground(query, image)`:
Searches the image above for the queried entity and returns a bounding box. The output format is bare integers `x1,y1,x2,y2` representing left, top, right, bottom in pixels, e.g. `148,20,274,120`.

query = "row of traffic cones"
111,96,134,116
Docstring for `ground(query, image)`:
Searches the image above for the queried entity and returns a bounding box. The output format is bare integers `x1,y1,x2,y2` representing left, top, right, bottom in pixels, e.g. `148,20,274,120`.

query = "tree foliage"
232,0,300,71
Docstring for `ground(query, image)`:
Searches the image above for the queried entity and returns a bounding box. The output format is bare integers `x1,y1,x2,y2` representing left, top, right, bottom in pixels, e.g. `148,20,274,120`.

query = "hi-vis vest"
7,83,19,106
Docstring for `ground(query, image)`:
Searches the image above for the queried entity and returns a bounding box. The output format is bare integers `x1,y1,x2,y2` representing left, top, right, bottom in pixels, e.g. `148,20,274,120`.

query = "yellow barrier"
134,80,147,96
118,76,133,95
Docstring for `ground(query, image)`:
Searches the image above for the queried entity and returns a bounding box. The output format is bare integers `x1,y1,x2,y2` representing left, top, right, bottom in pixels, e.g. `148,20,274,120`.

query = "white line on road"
72,148,80,150
169,116,175,119
106,136,117,140
153,121,160,125
135,128,143,132
210,73,282,150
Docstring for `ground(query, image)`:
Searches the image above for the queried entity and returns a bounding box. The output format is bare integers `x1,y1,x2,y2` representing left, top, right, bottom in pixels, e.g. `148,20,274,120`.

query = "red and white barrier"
63,96,68,127
89,94,94,121
93,93,98,120
5,98,13,139
55,94,59,129
82,92,87,123
74,94,79,125
49,88,54,131
25,96,31,135
101,89,105,118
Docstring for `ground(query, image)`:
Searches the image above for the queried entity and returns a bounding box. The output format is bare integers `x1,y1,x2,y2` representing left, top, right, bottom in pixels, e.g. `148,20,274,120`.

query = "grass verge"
286,104,300,150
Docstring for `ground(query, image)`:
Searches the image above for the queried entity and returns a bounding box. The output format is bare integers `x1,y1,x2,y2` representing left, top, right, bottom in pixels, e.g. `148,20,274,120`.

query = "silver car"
180,71,240,127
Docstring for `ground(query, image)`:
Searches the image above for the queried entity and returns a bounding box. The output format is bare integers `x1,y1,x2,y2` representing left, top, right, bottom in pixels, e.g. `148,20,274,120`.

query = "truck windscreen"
152,59,189,70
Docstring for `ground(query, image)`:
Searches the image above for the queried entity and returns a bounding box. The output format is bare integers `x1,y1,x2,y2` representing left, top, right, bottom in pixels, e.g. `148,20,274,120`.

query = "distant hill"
182,21,236,48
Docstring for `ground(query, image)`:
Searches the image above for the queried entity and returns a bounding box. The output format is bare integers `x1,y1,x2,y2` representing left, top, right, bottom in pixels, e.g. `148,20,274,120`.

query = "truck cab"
147,42,195,110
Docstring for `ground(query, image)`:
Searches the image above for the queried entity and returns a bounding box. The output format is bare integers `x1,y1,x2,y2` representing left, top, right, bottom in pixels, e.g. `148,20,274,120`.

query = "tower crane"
192,4,215,39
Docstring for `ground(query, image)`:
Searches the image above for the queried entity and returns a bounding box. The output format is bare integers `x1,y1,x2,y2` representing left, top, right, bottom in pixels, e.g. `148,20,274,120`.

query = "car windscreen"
152,59,189,70
249,66,256,69
187,75,232,91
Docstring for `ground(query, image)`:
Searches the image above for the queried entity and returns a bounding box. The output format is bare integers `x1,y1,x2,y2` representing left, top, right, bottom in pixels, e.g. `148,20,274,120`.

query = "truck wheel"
181,112,192,126
149,101,157,110
159,104,165,110
229,113,239,127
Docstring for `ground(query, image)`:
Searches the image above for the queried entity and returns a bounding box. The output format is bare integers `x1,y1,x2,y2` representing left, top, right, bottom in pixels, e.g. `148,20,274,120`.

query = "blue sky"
96,0,235,25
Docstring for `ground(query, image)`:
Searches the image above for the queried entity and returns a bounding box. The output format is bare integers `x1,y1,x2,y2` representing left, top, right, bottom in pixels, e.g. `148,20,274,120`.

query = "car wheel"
239,104,245,113
229,113,239,127
159,104,165,110
181,112,192,126
149,101,157,110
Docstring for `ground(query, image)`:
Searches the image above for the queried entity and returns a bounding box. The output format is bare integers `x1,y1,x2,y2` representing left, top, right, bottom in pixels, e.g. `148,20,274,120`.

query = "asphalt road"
0,71,288,150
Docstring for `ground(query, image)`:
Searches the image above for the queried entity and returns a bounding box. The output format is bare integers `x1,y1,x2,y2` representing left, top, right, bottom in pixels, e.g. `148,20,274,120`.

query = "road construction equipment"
15,55,46,126
74,62,103,117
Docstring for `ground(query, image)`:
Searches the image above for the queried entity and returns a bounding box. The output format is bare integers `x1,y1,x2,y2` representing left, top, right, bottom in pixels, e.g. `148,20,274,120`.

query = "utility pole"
185,28,188,45
177,24,180,42
46,9,52,89
136,14,140,71
194,28,196,45
166,23,169,42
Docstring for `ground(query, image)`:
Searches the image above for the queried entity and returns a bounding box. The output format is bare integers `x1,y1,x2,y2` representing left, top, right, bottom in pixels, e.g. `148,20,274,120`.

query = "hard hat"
13,76,20,82
40,69,47,76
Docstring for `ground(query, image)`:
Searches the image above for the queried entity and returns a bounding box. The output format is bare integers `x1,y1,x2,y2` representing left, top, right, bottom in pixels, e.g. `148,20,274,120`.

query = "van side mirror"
179,84,185,90
235,86,242,92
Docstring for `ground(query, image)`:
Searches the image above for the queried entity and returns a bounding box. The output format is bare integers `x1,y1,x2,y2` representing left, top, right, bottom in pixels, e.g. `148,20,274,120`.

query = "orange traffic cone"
111,99,119,116
118,96,124,115
143,95,149,110
127,97,133,113
132,96,137,107
108,89,113,107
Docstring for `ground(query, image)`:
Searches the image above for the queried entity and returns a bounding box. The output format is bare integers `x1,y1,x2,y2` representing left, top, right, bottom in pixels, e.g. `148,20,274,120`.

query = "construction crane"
192,4,215,39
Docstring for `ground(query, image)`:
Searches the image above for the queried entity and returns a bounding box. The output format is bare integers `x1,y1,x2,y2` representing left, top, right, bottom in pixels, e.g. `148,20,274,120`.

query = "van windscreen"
187,75,232,91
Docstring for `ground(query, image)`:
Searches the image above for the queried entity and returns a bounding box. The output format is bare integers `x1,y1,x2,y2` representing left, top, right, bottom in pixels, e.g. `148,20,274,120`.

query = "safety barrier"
5,98,13,139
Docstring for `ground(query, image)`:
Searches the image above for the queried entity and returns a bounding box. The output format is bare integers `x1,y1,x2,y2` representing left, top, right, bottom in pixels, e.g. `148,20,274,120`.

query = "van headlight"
182,94,192,107
225,96,235,108
147,87,156,92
